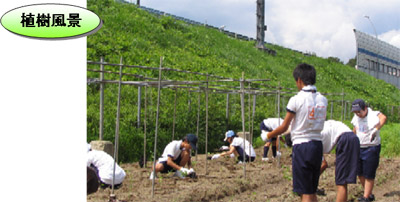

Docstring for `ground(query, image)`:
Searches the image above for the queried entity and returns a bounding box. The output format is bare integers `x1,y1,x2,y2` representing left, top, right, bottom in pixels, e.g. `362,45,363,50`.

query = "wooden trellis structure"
87,56,350,198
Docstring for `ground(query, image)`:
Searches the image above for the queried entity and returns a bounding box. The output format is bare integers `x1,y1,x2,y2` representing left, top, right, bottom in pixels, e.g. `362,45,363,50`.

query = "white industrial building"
353,29,400,89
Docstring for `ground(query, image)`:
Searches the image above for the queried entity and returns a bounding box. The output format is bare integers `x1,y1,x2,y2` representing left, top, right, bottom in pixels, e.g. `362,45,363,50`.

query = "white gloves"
211,154,221,160
229,153,235,158
219,146,229,151
179,167,190,174
188,168,195,175
175,167,194,179
368,128,378,141
261,131,268,142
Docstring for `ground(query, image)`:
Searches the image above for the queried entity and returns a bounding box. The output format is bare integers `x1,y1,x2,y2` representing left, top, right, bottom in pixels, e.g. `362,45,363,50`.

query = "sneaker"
174,170,185,179
368,194,375,201
149,172,157,180
357,197,371,202
237,161,243,164
262,157,269,161
316,188,326,196
357,194,375,202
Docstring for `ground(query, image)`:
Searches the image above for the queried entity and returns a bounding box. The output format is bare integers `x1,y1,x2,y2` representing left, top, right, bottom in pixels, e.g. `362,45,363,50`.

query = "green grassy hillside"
87,0,400,162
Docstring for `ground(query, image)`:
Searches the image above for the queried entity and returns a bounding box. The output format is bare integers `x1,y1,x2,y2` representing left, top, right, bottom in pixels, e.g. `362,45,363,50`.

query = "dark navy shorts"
335,132,360,185
260,121,272,132
292,140,322,195
267,137,277,142
357,145,381,179
235,146,255,162
160,155,182,173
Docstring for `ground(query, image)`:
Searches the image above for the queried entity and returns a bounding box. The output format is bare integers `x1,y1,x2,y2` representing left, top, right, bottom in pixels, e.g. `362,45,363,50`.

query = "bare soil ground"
87,146,400,202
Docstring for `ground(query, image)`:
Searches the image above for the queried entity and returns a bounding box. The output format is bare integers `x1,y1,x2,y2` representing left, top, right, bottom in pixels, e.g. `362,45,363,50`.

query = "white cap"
261,130,268,142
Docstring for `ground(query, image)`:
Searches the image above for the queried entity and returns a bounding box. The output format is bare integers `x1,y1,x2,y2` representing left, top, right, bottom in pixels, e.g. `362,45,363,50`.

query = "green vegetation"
380,123,400,157
87,0,400,162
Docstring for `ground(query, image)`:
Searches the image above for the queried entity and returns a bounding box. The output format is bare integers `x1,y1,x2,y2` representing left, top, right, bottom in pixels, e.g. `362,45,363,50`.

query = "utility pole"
256,0,276,55
256,0,266,49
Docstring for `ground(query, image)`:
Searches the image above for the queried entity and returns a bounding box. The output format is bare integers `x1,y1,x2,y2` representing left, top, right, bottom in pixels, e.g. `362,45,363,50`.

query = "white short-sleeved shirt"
321,120,353,153
262,118,284,131
87,150,126,185
231,137,256,157
158,140,183,163
351,107,381,147
287,85,327,145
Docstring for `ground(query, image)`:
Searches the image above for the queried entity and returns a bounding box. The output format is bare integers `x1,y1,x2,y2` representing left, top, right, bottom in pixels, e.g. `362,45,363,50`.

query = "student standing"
267,63,327,202
351,99,386,202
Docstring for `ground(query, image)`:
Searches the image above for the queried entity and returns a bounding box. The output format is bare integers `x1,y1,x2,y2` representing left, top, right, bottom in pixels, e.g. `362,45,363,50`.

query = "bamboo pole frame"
86,57,352,198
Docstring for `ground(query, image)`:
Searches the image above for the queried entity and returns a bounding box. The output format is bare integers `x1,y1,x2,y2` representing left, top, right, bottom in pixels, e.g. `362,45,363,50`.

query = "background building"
353,29,400,89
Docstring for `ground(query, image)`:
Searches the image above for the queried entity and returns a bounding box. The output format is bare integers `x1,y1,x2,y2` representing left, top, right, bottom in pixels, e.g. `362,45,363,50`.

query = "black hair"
292,63,316,85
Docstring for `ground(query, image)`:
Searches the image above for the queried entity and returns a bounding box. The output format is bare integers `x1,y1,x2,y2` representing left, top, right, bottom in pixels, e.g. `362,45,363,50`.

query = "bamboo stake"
205,76,209,175
195,92,200,161
341,88,344,122
111,57,123,197
248,83,251,159
151,57,163,197
99,56,104,140
240,72,246,178
277,81,281,168
137,86,142,128
143,86,147,168
251,94,256,146
172,88,177,140
226,94,230,131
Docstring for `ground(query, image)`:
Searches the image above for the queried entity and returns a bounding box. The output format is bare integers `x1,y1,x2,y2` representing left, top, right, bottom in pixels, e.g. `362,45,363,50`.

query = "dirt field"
87,146,400,202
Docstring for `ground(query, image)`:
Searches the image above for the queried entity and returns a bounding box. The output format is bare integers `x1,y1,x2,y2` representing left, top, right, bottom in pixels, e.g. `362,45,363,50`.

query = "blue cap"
227,130,235,138
186,134,198,150
352,99,366,112
224,130,235,141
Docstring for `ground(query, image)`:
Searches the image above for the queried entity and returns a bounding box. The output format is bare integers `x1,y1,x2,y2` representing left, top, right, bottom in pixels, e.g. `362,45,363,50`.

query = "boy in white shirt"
351,99,386,202
150,134,197,179
320,120,360,202
267,63,327,202
260,118,291,161
87,147,126,189
211,130,256,163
